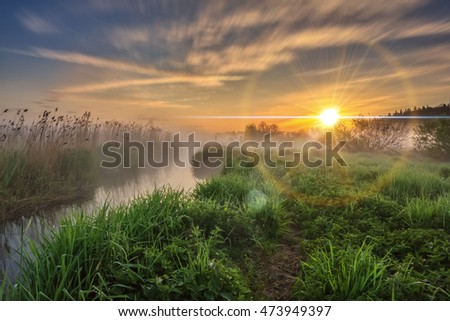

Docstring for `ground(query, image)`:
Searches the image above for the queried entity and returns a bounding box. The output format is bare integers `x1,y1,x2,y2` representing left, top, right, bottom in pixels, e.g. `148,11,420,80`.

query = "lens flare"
319,108,340,126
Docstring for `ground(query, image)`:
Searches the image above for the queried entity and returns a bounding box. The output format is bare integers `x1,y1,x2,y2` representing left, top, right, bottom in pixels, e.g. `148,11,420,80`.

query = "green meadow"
2,0,450,307
2,151,449,300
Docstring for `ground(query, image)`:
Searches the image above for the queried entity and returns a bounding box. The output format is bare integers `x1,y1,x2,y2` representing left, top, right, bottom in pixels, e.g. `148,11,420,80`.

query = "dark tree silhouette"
335,118,408,151
244,122,279,140
414,119,450,160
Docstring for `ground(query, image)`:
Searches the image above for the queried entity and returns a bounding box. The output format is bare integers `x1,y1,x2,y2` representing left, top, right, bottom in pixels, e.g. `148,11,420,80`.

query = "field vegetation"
0,108,169,220
1,151,449,300
1,105,450,300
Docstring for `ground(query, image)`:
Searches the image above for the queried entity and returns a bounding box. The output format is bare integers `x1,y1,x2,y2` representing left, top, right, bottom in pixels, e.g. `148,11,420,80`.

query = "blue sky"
1,0,449,131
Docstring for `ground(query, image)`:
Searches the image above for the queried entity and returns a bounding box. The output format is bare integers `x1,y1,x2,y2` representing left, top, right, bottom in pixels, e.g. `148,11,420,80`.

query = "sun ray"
319,108,340,126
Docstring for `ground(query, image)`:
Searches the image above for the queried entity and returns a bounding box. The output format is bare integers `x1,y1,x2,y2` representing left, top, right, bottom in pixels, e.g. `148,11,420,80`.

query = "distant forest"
389,103,450,116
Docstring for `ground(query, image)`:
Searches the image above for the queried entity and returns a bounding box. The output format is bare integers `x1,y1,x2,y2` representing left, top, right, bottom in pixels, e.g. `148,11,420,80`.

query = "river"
0,165,198,283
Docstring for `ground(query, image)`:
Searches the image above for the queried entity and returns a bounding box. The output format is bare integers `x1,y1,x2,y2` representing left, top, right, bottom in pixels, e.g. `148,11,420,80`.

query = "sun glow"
319,108,340,126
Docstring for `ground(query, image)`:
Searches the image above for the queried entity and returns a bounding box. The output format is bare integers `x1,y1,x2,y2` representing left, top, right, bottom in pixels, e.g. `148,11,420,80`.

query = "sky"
0,0,449,132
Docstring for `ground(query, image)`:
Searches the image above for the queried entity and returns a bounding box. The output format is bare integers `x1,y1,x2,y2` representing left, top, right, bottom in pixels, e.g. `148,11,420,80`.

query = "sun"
319,108,340,126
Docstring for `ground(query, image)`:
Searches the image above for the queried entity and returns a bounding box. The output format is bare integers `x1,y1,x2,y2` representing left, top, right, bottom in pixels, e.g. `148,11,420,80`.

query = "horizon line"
182,115,450,119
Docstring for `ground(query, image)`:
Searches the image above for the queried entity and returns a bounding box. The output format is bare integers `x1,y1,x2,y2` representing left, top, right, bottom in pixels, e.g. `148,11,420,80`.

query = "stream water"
0,166,198,283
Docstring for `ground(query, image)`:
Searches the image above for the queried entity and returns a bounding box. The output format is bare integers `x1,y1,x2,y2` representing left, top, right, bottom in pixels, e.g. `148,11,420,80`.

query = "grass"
0,148,97,218
380,169,450,202
2,148,450,300
6,190,249,300
294,241,392,300
284,153,450,300
402,195,450,230
0,109,170,221
193,166,290,241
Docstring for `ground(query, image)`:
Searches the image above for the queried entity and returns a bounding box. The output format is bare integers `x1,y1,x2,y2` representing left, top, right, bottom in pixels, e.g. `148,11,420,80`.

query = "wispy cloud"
4,47,161,75
70,95,190,110
18,12,58,34
57,75,243,94
3,0,449,127
179,2,449,74
111,27,150,50
3,46,242,85
104,0,450,78
0,46,243,97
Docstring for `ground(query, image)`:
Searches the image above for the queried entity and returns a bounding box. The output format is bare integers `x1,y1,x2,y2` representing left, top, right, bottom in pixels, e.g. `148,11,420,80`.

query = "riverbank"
0,109,173,222
2,152,450,300
0,148,97,222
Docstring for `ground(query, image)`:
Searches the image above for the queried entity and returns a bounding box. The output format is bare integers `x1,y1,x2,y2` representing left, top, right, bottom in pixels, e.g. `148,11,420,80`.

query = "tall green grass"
0,272,11,300
0,148,97,221
0,149,96,197
380,166,450,201
294,241,392,300
0,109,171,219
401,195,450,230
7,189,249,300
193,167,289,240
3,148,450,301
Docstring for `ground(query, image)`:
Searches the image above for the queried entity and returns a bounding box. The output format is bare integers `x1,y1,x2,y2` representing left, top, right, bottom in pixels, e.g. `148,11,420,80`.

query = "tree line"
242,103,450,160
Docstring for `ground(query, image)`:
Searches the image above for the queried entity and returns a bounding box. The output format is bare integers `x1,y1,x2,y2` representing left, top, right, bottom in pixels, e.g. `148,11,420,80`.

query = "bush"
440,167,450,179
335,118,408,152
414,119,450,160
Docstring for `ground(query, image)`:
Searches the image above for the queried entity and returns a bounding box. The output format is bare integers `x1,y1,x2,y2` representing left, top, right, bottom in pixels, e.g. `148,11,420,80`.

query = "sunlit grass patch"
193,172,252,206
402,195,450,231
193,167,289,242
380,169,450,201
294,241,392,300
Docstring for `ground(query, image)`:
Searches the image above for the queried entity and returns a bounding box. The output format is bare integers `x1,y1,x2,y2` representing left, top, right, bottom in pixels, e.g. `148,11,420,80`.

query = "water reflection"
0,166,197,282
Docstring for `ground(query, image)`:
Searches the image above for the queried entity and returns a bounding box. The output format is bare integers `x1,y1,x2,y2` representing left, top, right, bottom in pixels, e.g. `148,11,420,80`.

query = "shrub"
335,118,408,152
414,119,450,160
440,167,450,179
